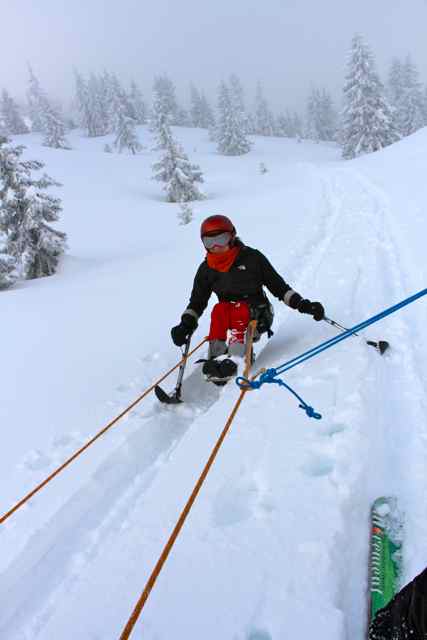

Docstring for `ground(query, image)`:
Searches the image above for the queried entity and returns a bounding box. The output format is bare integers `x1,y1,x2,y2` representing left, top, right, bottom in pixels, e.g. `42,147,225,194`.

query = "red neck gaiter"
206,245,241,272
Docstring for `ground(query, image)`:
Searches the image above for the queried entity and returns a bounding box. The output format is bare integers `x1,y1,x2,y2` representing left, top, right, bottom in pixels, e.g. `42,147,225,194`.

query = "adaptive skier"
171,215,325,384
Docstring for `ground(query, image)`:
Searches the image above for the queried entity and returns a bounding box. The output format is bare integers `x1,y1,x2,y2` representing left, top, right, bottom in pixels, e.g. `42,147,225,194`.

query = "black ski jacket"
184,241,301,320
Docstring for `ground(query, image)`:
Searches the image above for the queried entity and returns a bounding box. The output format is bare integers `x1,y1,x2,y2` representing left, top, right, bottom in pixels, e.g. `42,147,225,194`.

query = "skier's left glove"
171,313,198,346
297,299,325,321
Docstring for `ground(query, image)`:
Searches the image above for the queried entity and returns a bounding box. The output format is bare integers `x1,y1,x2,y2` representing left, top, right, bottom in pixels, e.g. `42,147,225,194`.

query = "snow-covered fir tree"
229,74,249,134
254,82,275,136
191,85,215,130
114,105,141,154
307,88,337,141
276,111,293,137
0,90,29,135
26,67,70,148
128,81,147,125
104,72,130,134
41,101,70,149
0,228,17,290
88,72,110,136
151,90,204,202
0,136,67,280
341,34,399,159
216,80,251,155
245,112,257,135
175,107,191,127
397,56,425,137
178,202,193,225
199,92,215,129
153,75,180,125
292,112,303,140
388,58,405,106
190,85,203,127
74,71,97,137
27,65,46,132
306,88,322,141
276,110,303,139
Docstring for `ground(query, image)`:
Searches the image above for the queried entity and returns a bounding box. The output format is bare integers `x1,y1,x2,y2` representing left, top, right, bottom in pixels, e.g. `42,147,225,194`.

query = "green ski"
369,496,403,624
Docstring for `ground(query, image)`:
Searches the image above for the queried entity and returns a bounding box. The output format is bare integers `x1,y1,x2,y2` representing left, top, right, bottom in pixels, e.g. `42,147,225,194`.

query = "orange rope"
0,337,208,526
119,321,257,639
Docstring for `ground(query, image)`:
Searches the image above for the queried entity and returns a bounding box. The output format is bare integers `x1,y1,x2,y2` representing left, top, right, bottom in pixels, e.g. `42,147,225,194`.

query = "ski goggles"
202,231,232,249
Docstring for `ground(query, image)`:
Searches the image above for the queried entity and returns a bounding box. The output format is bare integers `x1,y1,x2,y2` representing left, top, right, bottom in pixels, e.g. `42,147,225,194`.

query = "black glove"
171,313,198,346
297,299,325,321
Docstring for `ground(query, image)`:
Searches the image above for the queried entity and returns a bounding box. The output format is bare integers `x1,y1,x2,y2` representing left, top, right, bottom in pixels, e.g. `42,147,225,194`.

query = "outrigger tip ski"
366,339,390,355
154,384,183,404
324,317,390,356
155,336,191,404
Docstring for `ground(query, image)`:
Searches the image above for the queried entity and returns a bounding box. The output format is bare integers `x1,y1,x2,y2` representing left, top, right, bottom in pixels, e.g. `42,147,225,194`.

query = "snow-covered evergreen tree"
254,82,275,136
245,112,256,135
292,112,304,140
306,88,322,141
88,73,110,136
397,56,425,137
0,90,29,135
151,90,204,202
128,81,147,125
341,34,399,159
41,101,70,149
175,107,191,127
216,80,251,155
114,106,141,154
26,67,70,148
191,85,215,129
0,229,17,290
190,85,203,127
199,92,215,129
229,74,249,134
178,202,193,225
276,110,303,138
0,136,67,280
27,65,46,132
388,58,405,106
153,75,180,125
74,70,97,136
318,90,337,141
306,88,336,141
105,72,131,134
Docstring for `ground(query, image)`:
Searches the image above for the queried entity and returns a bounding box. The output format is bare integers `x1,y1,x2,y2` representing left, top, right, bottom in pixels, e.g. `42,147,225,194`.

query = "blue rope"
237,287,427,418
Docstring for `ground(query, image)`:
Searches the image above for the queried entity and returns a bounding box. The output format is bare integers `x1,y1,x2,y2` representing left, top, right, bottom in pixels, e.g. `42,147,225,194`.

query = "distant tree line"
1,39,426,159
1,36,427,289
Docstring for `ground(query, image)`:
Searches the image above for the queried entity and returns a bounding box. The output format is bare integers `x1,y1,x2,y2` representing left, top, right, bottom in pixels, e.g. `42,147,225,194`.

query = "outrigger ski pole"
324,317,389,355
155,337,192,404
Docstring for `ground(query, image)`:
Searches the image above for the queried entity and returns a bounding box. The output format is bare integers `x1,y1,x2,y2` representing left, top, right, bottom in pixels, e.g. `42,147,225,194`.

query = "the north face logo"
237,265,246,270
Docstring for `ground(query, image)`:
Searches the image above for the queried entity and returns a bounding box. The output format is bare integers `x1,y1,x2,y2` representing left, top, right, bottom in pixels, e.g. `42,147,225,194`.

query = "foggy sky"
1,0,427,113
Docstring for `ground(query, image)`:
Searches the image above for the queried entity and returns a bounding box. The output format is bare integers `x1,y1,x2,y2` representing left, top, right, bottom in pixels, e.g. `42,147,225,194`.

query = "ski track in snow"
0,363,223,638
2,136,427,639
310,167,427,640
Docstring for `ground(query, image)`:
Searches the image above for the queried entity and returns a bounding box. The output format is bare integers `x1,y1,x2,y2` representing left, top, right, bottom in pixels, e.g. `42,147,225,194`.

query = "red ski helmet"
200,215,236,238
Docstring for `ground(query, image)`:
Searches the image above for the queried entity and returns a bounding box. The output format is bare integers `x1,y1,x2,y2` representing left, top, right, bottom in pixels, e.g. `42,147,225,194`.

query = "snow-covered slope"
1,127,426,639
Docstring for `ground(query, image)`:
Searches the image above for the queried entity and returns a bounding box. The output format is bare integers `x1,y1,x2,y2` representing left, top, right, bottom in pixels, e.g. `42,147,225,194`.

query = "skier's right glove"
171,313,198,346
297,299,325,321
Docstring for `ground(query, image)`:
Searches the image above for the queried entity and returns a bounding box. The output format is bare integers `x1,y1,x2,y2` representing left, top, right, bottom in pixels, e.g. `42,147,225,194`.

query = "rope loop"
236,368,321,419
